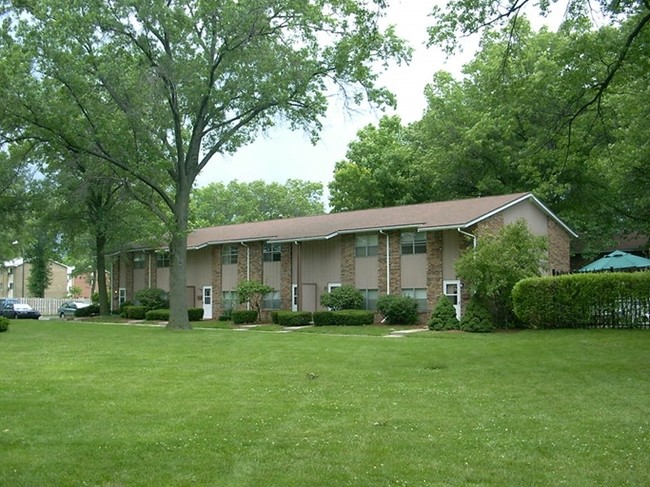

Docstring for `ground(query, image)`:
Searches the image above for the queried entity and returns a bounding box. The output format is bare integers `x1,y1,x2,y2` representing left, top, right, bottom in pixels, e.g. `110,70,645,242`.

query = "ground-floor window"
360,289,378,311
402,288,428,312
222,291,238,310
263,290,281,310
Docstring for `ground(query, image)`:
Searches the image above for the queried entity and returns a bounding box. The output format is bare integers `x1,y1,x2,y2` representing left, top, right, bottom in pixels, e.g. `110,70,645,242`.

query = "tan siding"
355,257,378,289
503,200,547,235
301,239,341,300
221,265,238,291
186,247,212,289
263,262,281,289
156,268,170,292
442,230,460,280
400,254,427,288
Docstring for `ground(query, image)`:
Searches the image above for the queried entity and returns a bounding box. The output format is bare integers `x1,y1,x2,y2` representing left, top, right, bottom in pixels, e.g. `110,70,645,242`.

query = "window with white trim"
133,252,146,269
222,291,238,310
263,243,282,262
355,234,378,257
401,232,426,255
222,245,239,265
402,288,428,312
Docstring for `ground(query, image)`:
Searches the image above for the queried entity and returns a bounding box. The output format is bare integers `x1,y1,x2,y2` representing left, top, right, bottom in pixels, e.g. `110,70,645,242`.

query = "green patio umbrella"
578,250,650,272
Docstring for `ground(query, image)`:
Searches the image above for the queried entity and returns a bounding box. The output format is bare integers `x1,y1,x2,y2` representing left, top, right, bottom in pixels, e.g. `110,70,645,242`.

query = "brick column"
426,232,443,310
147,251,157,288
280,243,293,310
378,231,402,296
340,235,355,286
212,245,223,316
125,253,134,302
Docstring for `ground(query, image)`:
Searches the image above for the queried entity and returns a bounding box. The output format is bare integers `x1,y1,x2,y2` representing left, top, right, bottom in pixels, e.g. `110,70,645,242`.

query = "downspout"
379,230,390,294
458,228,477,249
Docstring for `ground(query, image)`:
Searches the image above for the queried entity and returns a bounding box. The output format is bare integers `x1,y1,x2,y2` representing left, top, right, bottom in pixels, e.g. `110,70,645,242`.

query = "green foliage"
274,311,312,327
232,310,258,325
377,294,419,325
455,220,547,325
145,309,170,321
135,288,169,310
26,235,53,298
320,285,364,310
236,281,274,321
428,295,460,331
119,301,134,316
219,309,234,322
0,316,9,332
460,298,495,333
513,272,650,329
74,304,100,318
123,306,147,320
313,310,375,326
187,308,204,322
190,180,325,228
91,293,100,304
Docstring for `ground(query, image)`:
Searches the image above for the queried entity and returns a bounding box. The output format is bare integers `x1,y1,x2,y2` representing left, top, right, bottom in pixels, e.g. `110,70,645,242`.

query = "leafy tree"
428,295,460,331
236,280,273,322
459,297,495,333
26,234,53,298
0,1,409,329
190,179,324,228
320,285,363,310
135,287,169,310
454,220,547,326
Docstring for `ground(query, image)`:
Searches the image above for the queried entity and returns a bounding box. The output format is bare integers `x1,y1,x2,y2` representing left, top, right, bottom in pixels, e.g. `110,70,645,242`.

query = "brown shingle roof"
186,192,576,249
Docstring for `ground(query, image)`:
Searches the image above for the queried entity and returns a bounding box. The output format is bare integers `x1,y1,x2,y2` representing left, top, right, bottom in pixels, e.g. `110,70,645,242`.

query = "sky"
194,1,561,197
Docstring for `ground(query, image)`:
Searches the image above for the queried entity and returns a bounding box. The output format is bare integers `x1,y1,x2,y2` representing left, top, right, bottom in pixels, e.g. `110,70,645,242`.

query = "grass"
1,321,649,486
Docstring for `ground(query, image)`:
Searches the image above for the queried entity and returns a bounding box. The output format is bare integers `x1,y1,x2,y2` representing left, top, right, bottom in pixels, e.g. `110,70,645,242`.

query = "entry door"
443,280,461,320
202,286,213,320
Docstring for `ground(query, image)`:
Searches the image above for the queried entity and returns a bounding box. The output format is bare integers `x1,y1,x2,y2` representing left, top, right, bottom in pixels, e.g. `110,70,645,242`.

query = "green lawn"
1,321,649,486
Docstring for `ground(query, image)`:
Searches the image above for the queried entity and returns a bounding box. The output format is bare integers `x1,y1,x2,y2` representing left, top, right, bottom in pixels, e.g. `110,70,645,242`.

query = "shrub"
119,300,135,316
0,316,9,332
135,287,169,310
320,285,364,310
218,309,233,321
74,304,100,317
236,280,273,321
145,309,170,321
91,292,99,304
232,310,258,324
428,295,460,331
122,306,147,320
188,308,204,322
460,298,495,333
275,311,312,326
313,310,374,326
513,272,650,329
377,294,419,325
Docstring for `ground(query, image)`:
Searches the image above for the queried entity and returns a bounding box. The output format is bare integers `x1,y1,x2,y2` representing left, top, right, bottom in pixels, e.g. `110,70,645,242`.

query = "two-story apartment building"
111,193,577,320
0,258,73,298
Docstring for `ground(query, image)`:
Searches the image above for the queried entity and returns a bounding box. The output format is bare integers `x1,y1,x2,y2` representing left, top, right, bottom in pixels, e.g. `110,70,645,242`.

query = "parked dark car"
57,301,90,319
0,298,19,309
2,303,41,319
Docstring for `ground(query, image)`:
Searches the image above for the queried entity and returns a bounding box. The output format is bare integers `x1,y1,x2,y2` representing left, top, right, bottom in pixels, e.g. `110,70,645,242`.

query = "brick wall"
548,219,571,273
377,231,402,296
340,235,355,286
212,245,223,315
280,243,293,309
426,231,443,310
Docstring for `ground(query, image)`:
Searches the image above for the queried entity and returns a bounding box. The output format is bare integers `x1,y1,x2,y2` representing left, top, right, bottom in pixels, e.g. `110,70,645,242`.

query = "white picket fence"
11,297,91,316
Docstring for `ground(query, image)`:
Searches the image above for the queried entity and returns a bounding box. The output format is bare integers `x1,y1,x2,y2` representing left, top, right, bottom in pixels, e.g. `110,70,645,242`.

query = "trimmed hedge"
377,294,419,325
143,308,204,321
123,306,147,320
0,316,9,332
75,304,100,317
513,272,650,329
275,311,312,327
232,310,258,324
188,308,204,322
313,310,374,326
428,295,460,331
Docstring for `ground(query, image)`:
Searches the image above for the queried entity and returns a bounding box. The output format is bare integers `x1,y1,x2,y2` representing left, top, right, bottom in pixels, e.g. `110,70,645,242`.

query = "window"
263,243,281,262
360,289,378,311
355,234,378,257
262,290,281,309
156,251,170,268
222,291,238,310
402,288,428,312
222,245,238,265
133,252,146,269
401,232,426,255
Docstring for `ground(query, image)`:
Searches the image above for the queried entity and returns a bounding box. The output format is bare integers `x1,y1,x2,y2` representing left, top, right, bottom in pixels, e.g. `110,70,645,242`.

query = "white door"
202,286,212,320
443,280,461,320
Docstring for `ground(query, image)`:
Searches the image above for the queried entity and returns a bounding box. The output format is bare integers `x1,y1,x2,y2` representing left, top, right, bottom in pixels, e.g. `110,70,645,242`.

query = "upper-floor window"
133,252,146,269
401,232,426,255
355,234,378,258
263,243,281,262
222,245,238,265
156,251,170,268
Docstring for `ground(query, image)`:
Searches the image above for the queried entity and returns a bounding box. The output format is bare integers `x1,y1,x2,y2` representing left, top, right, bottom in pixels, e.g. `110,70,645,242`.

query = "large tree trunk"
95,232,110,316
167,180,192,330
